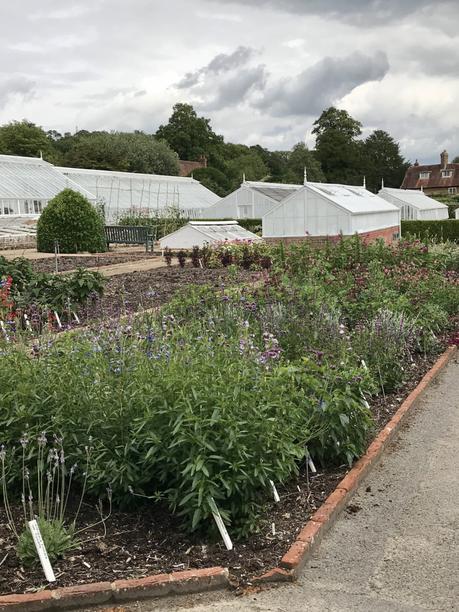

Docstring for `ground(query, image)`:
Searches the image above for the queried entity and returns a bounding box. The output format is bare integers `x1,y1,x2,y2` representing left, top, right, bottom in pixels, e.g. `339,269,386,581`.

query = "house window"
441,170,453,178
448,187,457,194
419,171,430,179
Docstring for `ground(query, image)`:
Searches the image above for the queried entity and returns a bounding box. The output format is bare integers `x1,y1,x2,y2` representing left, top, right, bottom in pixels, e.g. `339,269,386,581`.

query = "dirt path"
118,355,459,612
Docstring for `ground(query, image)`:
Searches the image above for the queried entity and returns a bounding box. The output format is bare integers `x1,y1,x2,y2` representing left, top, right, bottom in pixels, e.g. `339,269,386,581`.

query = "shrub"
401,219,459,243
37,189,107,253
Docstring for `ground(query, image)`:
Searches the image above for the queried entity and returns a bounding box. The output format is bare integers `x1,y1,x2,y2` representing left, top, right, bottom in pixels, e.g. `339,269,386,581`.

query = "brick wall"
178,157,207,177
264,226,400,247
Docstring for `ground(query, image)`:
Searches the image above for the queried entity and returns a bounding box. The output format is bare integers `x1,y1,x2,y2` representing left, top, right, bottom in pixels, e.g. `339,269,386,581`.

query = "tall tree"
284,143,325,184
363,130,408,192
0,120,57,161
312,107,363,184
156,103,223,161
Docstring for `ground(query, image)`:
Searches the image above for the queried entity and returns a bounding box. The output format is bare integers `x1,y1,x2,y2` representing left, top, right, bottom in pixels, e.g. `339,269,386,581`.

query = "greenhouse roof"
165,221,261,243
56,167,219,218
246,181,302,202
378,187,448,211
304,182,399,214
0,155,96,201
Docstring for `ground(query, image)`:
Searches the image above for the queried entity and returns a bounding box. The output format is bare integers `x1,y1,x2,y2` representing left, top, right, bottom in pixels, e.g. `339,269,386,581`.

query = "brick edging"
0,345,456,609
254,344,457,582
0,567,229,610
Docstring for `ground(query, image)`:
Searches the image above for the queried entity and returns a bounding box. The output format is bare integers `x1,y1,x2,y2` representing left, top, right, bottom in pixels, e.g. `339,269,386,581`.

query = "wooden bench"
104,226,154,252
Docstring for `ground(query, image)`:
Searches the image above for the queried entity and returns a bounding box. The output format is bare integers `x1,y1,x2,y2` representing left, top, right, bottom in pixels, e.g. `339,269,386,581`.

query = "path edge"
254,344,457,583
0,345,456,610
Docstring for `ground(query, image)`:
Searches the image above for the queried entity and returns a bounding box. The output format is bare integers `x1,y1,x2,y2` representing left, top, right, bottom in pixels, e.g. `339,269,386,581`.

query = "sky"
0,0,458,163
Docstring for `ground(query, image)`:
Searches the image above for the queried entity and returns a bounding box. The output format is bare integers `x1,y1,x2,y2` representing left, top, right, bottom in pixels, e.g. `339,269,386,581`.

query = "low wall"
264,226,400,247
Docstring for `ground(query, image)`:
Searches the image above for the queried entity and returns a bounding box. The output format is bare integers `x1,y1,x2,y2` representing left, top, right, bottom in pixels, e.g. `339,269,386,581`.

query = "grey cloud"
256,51,389,117
0,76,35,108
201,65,267,110
404,44,459,76
177,46,256,88
209,0,458,24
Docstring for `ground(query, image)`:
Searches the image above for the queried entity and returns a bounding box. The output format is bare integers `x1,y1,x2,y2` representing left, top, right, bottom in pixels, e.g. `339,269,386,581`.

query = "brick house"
401,150,459,196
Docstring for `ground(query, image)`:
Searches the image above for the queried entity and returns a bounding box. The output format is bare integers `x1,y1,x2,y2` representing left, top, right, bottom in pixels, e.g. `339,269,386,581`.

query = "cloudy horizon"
1,0,458,163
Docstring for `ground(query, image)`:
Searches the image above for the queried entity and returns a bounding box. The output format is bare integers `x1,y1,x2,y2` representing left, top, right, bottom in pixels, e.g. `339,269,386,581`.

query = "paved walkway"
124,356,459,612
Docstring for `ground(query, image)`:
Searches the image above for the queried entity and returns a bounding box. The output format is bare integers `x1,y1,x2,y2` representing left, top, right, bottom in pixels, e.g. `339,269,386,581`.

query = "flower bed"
0,237,458,594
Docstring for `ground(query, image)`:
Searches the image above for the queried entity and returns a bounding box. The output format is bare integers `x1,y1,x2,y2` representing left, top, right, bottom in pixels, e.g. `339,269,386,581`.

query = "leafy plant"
37,188,107,254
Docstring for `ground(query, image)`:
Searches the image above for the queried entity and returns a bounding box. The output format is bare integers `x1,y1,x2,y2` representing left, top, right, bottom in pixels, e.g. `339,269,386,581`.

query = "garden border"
0,344,456,611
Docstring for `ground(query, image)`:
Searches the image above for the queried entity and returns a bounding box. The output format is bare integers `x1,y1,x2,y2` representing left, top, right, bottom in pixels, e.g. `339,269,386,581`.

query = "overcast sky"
1,0,458,163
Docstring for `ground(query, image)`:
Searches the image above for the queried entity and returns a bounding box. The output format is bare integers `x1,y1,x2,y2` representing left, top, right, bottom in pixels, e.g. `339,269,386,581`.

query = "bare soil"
0,349,445,596
30,252,156,274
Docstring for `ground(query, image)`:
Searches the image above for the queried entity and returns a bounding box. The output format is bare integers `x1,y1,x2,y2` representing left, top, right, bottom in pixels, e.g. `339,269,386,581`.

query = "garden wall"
264,226,400,247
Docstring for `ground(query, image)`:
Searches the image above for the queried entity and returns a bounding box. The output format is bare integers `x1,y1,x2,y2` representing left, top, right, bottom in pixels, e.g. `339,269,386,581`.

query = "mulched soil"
0,348,449,596
78,266,255,323
30,252,156,274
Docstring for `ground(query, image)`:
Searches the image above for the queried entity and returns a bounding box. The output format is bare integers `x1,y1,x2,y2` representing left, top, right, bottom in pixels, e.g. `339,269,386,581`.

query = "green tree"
226,151,269,188
453,156,459,164
284,143,325,184
0,120,58,161
62,132,179,175
312,107,363,184
192,167,232,197
37,189,106,253
363,130,408,192
156,103,223,160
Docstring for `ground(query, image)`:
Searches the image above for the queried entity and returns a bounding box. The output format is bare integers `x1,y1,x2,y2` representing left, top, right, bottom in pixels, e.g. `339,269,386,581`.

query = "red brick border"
256,344,457,581
0,346,456,609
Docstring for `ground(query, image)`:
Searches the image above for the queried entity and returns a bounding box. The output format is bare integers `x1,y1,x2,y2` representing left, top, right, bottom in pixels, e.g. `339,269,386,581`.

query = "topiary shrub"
37,189,107,253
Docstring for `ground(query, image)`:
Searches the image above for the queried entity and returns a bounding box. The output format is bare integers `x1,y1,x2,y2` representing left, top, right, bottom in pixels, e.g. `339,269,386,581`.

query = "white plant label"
72,311,80,324
53,311,62,329
269,480,280,503
28,520,56,582
305,447,317,473
210,501,233,551
361,359,368,370
23,314,32,331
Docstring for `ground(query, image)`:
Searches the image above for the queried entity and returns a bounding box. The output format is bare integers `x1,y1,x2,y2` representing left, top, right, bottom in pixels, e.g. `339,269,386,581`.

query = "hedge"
401,219,459,243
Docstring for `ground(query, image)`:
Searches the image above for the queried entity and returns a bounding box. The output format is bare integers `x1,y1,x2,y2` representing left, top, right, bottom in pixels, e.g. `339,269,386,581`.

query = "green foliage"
0,120,57,162
37,189,107,253
62,131,179,175
156,103,223,161
191,167,232,197
17,518,76,566
401,220,459,243
363,130,408,193
118,206,187,239
283,143,325,184
313,107,364,185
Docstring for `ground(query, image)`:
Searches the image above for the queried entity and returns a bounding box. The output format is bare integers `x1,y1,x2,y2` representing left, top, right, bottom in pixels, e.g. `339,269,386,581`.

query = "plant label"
23,314,32,331
72,311,80,324
305,447,317,473
28,520,56,582
269,480,280,503
361,359,368,370
53,311,62,329
210,501,233,551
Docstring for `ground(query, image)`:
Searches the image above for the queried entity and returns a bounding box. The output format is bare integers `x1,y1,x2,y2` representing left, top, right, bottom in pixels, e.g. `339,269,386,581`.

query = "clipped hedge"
37,189,107,253
401,219,459,243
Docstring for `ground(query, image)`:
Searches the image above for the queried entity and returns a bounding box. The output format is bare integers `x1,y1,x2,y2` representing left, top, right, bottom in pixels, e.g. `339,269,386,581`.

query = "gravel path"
122,355,459,612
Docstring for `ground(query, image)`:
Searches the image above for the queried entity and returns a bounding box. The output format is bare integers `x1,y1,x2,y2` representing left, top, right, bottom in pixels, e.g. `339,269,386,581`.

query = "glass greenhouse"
263,182,401,243
378,187,449,220
159,221,262,249
0,155,95,217
57,167,220,222
203,180,302,220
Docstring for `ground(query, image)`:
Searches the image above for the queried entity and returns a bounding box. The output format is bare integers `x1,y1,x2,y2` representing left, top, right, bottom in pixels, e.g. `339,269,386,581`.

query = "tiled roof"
401,163,459,190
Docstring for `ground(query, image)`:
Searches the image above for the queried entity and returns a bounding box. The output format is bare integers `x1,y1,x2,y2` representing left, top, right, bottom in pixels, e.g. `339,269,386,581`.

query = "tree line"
0,103,415,196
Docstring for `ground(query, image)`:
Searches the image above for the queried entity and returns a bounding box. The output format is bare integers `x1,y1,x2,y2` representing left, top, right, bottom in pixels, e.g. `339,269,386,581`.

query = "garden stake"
28,519,56,582
210,499,233,551
73,311,80,324
269,480,280,503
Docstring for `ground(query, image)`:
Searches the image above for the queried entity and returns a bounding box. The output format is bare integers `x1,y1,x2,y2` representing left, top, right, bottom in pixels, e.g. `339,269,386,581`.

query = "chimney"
440,150,448,169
